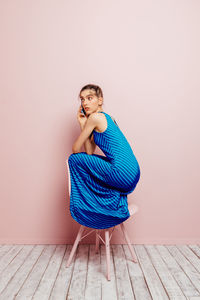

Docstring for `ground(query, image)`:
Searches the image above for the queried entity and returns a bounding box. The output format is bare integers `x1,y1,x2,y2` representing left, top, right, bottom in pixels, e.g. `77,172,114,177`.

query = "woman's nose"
84,100,89,106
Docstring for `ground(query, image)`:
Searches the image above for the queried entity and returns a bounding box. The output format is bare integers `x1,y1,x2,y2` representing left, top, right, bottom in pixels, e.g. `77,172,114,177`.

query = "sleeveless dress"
67,111,140,229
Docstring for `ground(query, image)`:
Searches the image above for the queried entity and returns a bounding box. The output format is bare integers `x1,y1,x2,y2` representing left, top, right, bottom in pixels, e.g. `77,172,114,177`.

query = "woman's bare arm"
82,127,96,154
72,113,98,154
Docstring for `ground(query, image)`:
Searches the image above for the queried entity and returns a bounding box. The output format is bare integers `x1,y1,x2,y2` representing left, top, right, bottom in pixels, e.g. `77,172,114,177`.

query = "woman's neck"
96,108,103,113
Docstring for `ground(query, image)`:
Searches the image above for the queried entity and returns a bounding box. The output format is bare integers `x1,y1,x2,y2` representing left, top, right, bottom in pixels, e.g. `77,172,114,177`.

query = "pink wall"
0,0,199,244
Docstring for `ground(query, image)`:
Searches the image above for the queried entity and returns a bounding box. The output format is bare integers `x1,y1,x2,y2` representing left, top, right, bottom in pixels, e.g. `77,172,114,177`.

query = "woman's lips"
85,108,90,110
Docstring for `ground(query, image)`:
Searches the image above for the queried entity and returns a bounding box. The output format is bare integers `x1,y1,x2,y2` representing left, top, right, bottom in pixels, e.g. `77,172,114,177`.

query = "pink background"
0,0,199,244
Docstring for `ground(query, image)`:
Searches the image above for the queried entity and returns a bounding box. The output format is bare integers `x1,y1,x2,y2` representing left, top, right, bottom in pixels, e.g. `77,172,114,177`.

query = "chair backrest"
66,160,71,195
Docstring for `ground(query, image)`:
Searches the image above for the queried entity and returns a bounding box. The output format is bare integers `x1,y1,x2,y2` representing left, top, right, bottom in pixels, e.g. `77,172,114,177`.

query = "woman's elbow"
72,146,79,153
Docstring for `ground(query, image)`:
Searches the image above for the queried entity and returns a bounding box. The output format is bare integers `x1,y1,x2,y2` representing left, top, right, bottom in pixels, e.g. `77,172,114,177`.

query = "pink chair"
66,160,139,281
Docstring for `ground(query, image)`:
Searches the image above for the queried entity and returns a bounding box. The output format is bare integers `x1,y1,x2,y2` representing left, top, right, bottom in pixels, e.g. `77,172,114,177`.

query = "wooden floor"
0,244,200,299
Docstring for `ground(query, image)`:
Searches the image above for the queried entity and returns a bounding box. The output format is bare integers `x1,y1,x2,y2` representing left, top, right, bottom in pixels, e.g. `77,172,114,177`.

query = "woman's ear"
99,97,103,105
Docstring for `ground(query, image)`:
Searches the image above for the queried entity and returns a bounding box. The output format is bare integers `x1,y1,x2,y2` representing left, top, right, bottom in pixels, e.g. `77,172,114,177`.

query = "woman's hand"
77,105,87,129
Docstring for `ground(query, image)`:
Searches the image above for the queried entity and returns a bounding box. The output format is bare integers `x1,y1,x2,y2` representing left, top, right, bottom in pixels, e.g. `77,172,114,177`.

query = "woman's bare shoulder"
88,112,106,123
89,112,107,133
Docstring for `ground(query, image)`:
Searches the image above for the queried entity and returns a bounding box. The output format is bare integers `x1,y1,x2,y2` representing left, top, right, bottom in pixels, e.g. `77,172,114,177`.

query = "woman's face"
80,89,102,116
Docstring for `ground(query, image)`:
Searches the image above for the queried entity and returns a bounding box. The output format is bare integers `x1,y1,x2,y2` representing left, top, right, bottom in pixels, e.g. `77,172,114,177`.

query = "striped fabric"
67,111,140,229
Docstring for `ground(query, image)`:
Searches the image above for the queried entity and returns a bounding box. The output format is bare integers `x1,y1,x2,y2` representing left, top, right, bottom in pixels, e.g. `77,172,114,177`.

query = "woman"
67,84,140,229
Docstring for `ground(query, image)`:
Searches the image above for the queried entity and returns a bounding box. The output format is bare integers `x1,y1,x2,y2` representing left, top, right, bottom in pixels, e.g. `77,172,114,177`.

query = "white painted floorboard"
0,244,199,299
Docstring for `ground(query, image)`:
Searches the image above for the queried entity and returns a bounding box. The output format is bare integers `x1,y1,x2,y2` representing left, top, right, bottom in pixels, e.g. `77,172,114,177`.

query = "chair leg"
66,225,85,267
105,230,111,281
120,223,138,263
95,229,100,253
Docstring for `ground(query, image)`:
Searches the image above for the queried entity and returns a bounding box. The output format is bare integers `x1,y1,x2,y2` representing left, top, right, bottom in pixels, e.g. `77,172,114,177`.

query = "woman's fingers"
79,105,84,115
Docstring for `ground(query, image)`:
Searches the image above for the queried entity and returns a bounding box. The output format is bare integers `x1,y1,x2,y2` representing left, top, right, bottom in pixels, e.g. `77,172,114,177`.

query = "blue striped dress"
67,111,140,229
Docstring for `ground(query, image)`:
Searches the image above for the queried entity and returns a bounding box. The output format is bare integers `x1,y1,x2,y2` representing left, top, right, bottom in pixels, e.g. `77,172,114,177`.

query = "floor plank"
66,244,89,300
0,244,199,300
176,245,200,273
145,245,186,299
188,245,200,259
0,245,34,294
84,245,101,300
156,245,199,298
49,245,76,300
134,245,169,299
0,245,45,300
15,245,56,299
33,245,66,300
0,245,14,260
112,244,135,299
0,245,23,274
123,244,152,300
166,246,200,294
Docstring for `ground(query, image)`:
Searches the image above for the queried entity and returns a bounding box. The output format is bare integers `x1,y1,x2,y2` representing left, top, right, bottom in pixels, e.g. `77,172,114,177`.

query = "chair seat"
128,203,139,216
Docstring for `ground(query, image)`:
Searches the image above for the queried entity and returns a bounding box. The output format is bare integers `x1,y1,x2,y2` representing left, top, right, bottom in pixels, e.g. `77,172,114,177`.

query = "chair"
66,160,139,281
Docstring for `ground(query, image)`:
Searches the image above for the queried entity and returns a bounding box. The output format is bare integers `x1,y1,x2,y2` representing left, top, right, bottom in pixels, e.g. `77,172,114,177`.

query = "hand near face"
77,105,87,128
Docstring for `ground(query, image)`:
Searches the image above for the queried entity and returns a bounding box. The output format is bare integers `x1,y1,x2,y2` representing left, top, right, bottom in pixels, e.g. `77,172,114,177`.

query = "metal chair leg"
105,230,111,281
120,222,138,263
66,225,85,267
95,229,100,253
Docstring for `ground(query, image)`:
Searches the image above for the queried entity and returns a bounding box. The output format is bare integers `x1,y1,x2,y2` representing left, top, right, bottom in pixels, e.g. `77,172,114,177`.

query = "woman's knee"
67,153,76,165
67,152,85,165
